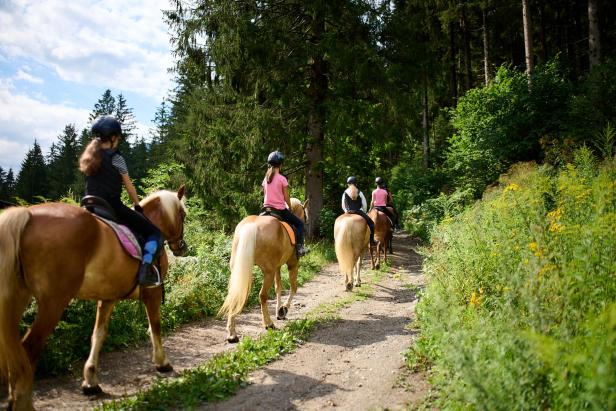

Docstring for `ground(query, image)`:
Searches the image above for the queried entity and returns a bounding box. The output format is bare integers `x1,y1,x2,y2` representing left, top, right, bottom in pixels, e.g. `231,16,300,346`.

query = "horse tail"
219,222,257,318
335,218,357,276
0,207,32,385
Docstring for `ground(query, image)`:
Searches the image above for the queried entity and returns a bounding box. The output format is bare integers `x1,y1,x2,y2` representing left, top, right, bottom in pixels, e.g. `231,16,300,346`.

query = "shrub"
415,154,616,409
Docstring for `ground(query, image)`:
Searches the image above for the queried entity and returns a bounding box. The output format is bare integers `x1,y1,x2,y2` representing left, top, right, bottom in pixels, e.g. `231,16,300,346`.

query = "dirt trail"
202,231,428,411
3,231,427,410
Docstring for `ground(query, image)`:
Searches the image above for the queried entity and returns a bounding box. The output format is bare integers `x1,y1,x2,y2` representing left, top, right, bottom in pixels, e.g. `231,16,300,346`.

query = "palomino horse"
219,198,307,343
334,213,375,291
0,187,187,410
368,208,393,269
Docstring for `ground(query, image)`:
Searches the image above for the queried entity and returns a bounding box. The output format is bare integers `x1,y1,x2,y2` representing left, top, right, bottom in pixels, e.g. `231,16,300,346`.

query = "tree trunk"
460,5,472,91
522,0,534,83
573,0,583,75
482,9,490,86
305,11,327,240
588,0,601,69
422,70,430,169
538,5,547,63
449,21,458,103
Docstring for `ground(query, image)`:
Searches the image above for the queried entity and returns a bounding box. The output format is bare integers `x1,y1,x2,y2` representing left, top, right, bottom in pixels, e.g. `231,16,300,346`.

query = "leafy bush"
414,155,616,409
446,62,571,196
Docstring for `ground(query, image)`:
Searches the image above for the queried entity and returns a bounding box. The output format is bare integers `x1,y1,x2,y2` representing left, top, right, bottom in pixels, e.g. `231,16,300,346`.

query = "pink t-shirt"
262,172,288,209
372,187,389,207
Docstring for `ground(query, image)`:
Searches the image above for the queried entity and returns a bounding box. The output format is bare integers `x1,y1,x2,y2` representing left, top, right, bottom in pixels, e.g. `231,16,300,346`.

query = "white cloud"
14,69,43,84
0,80,90,171
0,0,174,99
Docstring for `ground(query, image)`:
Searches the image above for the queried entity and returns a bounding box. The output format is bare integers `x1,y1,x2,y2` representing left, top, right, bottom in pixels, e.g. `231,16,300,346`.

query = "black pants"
375,206,397,226
275,208,305,247
347,210,375,239
109,199,163,247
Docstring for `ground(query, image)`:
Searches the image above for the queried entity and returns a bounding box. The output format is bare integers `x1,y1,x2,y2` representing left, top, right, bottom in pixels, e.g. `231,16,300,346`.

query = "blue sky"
0,0,175,172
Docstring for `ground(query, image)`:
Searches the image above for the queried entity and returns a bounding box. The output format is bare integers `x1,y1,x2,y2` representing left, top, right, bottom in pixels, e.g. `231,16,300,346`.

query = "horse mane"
347,185,359,200
141,190,187,220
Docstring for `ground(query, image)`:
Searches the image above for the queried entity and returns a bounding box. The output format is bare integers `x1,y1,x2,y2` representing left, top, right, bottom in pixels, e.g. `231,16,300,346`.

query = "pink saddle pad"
94,216,142,260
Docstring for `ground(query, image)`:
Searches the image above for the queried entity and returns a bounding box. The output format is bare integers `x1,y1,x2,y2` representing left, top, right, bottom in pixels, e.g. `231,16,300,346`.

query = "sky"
0,0,175,172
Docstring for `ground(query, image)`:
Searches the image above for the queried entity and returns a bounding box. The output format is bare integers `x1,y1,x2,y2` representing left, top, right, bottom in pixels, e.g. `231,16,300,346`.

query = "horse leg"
278,262,298,320
354,255,362,287
81,300,115,394
21,296,68,366
142,288,172,372
3,291,33,411
260,270,276,329
226,314,239,343
274,269,284,320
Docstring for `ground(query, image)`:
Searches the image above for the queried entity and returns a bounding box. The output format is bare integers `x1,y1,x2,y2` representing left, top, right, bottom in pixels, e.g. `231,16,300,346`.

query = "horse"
219,198,307,343
368,208,393,269
333,213,375,291
0,186,188,411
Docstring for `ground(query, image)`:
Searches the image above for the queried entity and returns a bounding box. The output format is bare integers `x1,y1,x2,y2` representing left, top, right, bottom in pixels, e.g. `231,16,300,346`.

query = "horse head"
141,185,188,256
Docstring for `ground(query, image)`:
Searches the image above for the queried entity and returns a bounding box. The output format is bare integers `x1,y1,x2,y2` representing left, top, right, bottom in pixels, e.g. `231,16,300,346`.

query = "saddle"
374,207,394,227
80,196,142,260
259,207,296,246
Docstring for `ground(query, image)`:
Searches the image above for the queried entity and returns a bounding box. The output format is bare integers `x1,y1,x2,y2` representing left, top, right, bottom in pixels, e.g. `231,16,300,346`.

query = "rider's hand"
134,204,144,214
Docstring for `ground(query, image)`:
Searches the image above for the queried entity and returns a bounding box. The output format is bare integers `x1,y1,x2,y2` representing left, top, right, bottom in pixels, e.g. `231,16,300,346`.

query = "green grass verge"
99,264,388,410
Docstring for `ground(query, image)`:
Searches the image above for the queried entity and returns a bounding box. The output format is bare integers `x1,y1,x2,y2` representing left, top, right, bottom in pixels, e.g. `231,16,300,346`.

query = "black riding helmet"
375,176,384,185
346,176,357,185
267,150,284,167
91,115,122,141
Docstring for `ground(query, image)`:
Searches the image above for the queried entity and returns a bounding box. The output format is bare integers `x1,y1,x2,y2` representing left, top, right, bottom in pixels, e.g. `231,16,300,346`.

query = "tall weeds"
413,154,616,409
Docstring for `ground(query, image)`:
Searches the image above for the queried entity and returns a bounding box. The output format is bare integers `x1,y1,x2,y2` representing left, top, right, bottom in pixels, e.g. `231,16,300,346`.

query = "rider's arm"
369,191,374,209
121,174,140,206
360,192,367,212
283,185,292,209
341,192,348,212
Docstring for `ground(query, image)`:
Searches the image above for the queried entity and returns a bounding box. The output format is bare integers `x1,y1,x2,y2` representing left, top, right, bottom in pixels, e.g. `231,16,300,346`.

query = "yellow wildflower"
503,183,520,193
469,292,483,307
549,222,564,233
547,207,563,220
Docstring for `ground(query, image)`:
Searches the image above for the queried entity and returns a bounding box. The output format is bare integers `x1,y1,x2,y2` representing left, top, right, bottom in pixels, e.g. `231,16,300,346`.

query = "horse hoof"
82,384,103,396
265,323,276,330
375,264,380,270
355,283,362,287
345,283,353,292
227,336,240,344
277,306,289,320
156,363,174,373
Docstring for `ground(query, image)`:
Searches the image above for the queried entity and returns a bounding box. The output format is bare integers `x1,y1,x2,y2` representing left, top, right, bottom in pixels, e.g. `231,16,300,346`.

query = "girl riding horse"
79,115,163,287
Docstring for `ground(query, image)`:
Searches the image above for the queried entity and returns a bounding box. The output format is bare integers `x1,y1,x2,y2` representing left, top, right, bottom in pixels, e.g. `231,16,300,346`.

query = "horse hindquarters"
0,208,35,410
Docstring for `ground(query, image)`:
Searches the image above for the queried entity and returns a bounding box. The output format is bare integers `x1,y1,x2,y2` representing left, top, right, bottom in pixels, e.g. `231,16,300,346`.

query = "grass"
99,263,389,410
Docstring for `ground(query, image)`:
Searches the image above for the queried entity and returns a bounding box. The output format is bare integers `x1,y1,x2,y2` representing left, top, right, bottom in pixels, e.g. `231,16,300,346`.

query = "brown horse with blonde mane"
368,208,393,269
0,186,187,411
219,198,307,343
334,214,375,291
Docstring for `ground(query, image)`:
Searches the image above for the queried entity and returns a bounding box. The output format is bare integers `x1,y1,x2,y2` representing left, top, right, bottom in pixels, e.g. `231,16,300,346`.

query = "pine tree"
15,140,49,202
89,89,116,121
149,100,170,166
48,124,80,199
0,166,6,200
5,169,15,200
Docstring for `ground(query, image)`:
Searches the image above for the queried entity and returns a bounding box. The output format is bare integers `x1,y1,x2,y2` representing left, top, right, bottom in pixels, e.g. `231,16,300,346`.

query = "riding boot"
138,263,161,288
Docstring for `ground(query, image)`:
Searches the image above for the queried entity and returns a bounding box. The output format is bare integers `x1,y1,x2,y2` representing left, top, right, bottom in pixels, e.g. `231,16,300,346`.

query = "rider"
341,176,375,246
371,177,399,229
79,115,163,288
262,150,309,257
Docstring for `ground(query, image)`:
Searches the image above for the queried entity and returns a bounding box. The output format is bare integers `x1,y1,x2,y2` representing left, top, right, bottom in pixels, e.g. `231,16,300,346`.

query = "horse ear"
177,184,185,200
303,198,309,209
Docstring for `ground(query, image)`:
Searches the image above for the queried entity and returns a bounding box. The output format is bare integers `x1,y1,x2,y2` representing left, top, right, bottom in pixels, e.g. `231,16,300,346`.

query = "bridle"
165,206,187,255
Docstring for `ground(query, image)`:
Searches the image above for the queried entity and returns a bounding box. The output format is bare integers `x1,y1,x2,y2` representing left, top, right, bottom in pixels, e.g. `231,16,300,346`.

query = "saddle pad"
94,215,142,260
280,221,296,246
